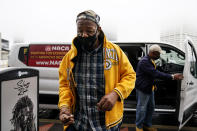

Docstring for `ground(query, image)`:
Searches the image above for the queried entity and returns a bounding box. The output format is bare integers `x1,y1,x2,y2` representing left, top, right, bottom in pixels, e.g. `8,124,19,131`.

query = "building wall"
0,33,9,67
160,25,197,52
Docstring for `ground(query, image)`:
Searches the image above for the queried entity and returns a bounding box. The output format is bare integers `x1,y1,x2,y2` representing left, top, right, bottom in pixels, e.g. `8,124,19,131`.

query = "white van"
9,43,71,95
8,39,197,129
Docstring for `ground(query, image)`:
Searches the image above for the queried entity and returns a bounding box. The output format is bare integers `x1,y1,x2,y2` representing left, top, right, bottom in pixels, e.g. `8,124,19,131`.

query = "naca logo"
45,46,52,51
45,45,70,51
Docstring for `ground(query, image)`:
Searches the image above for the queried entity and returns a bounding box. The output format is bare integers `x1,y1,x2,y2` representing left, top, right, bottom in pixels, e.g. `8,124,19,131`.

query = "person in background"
135,44,183,131
58,10,136,131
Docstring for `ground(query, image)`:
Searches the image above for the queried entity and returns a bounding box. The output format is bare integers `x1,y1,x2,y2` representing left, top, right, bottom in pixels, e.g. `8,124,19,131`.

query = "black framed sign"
0,68,39,131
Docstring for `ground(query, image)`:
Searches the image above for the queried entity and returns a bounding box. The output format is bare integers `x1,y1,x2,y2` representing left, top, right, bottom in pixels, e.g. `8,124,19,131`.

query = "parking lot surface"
39,109,197,131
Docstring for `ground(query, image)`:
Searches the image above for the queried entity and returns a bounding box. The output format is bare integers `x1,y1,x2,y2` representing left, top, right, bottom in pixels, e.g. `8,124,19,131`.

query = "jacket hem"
106,117,123,129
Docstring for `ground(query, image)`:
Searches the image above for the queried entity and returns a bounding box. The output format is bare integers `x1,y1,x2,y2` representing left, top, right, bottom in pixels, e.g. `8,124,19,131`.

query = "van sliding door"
178,38,197,130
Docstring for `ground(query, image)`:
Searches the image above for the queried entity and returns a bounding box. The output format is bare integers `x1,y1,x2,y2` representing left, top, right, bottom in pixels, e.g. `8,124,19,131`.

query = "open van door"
178,38,197,130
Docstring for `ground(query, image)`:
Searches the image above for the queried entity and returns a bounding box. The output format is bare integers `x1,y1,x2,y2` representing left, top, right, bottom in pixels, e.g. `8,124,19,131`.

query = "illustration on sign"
1,77,38,131
10,96,36,131
14,80,30,96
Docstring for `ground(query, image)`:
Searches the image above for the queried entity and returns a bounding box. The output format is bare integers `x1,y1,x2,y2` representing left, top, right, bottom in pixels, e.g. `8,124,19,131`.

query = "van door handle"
189,81,194,85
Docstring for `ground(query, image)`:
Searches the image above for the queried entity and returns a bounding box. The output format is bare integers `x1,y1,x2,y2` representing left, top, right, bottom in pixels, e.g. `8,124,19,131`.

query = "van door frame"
178,38,197,130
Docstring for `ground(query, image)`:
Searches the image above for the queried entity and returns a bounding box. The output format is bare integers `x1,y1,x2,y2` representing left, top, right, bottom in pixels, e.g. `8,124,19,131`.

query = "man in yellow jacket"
58,10,136,131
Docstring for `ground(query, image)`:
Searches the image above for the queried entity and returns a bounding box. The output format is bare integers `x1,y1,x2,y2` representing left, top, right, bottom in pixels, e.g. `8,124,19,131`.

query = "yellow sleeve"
114,46,136,102
58,53,73,109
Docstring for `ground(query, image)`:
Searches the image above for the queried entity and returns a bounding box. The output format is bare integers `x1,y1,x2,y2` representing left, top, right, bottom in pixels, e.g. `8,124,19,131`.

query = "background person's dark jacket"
135,55,172,94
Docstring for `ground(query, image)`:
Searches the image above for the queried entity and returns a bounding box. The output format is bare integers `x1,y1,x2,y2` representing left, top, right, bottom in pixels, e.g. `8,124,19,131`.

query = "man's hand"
59,107,74,126
173,73,184,80
97,91,119,111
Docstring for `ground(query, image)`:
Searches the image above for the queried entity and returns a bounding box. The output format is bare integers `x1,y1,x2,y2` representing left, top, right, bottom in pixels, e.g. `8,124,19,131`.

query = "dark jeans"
136,89,155,129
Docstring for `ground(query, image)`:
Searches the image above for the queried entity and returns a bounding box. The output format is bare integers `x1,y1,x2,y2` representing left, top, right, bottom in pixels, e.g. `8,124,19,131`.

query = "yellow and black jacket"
58,35,136,129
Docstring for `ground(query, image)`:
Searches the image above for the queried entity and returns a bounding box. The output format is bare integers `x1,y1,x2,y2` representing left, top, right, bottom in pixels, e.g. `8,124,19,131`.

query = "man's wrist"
112,90,120,101
171,74,175,80
60,106,70,114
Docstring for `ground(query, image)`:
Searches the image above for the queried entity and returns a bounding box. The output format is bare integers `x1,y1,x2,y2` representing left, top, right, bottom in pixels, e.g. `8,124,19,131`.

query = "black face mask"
77,33,97,51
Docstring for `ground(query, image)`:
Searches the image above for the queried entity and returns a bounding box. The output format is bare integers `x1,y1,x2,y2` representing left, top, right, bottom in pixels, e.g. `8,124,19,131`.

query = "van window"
188,44,197,78
18,47,28,65
160,49,185,65
121,46,145,71
155,48,185,73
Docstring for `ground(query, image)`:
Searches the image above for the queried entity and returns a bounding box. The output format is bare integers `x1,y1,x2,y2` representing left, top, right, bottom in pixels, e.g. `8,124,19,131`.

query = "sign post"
0,68,39,131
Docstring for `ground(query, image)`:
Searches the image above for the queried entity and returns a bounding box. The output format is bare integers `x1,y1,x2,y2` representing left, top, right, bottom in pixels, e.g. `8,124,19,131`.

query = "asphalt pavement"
39,109,197,131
